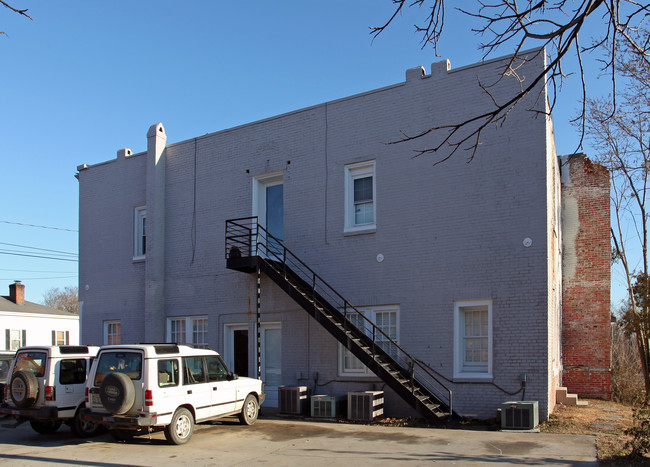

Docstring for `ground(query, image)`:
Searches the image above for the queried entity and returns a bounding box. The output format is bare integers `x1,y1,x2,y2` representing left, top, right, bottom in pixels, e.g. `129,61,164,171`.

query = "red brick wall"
561,154,611,399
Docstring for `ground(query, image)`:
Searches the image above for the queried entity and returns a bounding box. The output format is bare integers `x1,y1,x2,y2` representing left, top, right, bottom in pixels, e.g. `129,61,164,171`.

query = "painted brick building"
77,49,610,420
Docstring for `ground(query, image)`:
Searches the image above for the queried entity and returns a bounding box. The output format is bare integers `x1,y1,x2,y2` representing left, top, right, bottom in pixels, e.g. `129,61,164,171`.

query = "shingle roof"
0,296,78,316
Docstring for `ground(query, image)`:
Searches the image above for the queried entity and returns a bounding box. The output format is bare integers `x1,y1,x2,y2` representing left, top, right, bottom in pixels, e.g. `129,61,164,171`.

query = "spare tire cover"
10,370,39,408
100,372,135,415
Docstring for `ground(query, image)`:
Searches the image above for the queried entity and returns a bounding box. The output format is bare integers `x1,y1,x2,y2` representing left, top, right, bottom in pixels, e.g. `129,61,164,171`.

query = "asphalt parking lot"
0,415,596,466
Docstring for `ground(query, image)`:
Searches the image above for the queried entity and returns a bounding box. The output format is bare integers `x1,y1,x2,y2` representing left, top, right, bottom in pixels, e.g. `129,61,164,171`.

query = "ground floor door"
225,322,282,407
260,323,282,407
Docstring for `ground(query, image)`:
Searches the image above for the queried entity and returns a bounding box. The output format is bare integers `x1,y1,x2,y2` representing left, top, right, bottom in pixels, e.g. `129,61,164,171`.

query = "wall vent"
347,391,384,422
310,395,346,418
278,386,310,415
501,401,539,430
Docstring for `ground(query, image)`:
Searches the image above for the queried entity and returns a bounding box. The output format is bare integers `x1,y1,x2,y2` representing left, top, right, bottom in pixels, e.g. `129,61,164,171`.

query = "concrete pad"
0,417,596,466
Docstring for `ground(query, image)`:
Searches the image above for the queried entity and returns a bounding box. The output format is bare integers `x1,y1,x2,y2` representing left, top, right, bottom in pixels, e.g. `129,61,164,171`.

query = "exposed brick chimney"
9,281,25,305
561,154,611,399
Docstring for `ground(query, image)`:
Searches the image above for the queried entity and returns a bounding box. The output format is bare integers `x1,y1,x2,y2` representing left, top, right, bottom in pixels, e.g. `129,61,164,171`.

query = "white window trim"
453,300,493,381
133,206,147,260
338,305,399,377
166,316,208,346
53,330,69,346
344,160,376,234
8,329,25,351
103,320,121,345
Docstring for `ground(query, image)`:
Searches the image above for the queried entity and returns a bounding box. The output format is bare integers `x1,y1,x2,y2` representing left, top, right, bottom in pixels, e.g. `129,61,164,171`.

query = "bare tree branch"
1,0,33,36
371,1,650,164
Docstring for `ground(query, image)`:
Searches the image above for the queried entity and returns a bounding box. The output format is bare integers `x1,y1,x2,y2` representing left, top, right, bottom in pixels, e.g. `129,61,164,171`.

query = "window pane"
192,318,208,345
461,306,489,372
14,352,47,377
206,356,229,382
170,319,186,344
354,201,374,225
158,359,179,387
59,359,86,385
94,352,142,386
183,357,206,385
354,176,373,203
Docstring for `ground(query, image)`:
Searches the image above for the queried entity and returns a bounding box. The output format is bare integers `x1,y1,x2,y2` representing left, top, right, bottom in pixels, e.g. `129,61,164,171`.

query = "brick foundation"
561,154,611,399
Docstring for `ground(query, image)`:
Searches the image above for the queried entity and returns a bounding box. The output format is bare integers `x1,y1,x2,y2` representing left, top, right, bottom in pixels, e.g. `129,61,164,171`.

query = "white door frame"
252,172,283,257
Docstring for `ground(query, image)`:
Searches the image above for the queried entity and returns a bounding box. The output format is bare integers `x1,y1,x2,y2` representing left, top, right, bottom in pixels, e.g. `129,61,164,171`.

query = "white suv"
82,344,265,445
0,345,101,437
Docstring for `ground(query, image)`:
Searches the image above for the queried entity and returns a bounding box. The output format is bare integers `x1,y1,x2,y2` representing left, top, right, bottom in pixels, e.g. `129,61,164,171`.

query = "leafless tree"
1,0,32,35
372,1,650,164
43,286,79,315
584,30,650,402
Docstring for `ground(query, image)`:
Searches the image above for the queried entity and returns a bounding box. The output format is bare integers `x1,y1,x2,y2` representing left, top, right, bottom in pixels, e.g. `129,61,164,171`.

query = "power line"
0,268,76,273
0,275,77,280
0,251,78,262
0,242,77,256
0,220,78,232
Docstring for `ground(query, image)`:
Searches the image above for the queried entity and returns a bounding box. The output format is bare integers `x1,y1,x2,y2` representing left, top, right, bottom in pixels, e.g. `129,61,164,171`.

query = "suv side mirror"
228,373,238,381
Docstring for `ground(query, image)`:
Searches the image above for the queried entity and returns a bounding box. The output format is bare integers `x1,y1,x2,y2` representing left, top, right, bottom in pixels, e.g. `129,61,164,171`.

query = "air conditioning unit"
348,391,384,422
501,401,539,430
278,386,310,415
310,395,346,418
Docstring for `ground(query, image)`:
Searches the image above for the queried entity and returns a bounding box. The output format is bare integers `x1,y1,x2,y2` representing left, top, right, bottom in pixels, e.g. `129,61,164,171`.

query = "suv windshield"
13,352,47,377
94,351,143,386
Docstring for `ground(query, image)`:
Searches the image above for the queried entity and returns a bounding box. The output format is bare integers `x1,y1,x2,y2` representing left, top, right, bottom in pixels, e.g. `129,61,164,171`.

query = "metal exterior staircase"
225,217,455,422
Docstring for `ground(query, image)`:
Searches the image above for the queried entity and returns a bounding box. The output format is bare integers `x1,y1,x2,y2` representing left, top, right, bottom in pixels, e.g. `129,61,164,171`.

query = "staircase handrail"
225,217,453,415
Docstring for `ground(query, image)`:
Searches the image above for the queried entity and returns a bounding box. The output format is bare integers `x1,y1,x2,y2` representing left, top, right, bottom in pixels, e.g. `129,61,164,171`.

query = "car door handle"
213,387,218,391
187,390,192,395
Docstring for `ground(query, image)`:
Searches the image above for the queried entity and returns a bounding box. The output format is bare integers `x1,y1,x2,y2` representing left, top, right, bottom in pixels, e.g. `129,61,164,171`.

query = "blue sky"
0,1,622,304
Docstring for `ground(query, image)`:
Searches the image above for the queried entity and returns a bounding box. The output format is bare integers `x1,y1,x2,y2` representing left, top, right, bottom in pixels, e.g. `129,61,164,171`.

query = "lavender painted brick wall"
78,49,557,419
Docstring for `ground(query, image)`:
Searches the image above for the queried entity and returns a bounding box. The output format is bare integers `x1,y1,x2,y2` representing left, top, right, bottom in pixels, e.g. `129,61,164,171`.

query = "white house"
1,281,79,350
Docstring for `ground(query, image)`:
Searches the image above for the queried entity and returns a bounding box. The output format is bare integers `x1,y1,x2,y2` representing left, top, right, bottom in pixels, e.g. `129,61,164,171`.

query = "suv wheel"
10,370,39,408
71,408,102,438
29,420,62,434
164,407,194,445
100,373,135,415
239,394,259,425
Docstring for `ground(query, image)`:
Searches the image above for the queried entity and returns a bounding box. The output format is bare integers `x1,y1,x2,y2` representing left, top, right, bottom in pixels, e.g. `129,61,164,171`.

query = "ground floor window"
104,320,121,345
453,300,493,379
338,305,399,376
167,316,208,346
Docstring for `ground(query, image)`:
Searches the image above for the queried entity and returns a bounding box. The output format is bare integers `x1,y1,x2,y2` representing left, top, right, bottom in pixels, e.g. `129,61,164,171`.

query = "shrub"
611,324,645,405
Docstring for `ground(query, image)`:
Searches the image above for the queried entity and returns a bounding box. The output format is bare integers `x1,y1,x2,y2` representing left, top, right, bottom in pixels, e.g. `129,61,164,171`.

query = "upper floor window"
344,161,376,233
134,206,147,259
453,300,493,380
